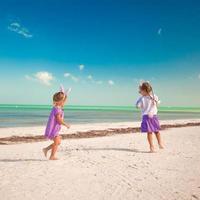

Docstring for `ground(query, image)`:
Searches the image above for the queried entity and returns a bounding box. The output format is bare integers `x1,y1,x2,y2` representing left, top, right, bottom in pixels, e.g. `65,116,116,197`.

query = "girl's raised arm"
136,97,143,108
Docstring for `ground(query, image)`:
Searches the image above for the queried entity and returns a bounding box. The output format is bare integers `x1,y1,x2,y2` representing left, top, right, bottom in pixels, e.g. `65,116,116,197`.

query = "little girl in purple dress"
136,82,164,153
43,86,71,160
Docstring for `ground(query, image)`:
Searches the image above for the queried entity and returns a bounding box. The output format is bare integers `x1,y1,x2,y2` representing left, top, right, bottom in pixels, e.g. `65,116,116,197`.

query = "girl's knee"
54,141,61,146
57,139,61,145
54,136,61,145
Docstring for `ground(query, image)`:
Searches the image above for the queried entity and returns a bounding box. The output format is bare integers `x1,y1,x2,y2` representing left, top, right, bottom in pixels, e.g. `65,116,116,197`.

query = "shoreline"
1,104,200,112
0,119,200,145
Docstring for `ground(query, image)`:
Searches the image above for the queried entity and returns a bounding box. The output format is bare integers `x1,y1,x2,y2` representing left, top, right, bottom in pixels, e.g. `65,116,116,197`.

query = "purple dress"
44,107,64,140
141,115,160,133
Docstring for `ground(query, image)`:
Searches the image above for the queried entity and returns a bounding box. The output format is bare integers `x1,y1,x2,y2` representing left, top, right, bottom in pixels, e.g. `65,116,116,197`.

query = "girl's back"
136,95,160,116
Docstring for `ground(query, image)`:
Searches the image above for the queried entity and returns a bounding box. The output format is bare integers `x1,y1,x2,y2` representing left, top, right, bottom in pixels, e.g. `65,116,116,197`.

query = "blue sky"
0,0,200,106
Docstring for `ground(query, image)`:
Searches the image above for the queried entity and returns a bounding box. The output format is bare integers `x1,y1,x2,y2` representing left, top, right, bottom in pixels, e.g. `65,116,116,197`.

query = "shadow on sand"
0,159,47,162
74,147,150,153
0,148,150,163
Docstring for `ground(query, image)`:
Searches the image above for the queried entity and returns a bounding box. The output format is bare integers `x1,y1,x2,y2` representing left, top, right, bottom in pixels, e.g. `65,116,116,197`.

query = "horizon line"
0,104,200,108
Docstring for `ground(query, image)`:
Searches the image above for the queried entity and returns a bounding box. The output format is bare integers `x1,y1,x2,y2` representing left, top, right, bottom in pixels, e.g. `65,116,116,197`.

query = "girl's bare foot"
149,150,156,153
49,156,59,160
159,144,164,149
149,146,156,153
43,148,48,157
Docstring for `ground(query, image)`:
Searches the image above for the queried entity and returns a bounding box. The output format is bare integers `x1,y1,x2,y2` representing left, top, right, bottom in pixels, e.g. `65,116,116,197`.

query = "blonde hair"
139,82,153,94
53,92,66,103
140,82,157,105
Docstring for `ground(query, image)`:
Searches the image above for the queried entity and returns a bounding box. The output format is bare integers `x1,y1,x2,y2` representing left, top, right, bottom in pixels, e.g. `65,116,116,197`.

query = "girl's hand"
55,114,71,128
65,124,71,129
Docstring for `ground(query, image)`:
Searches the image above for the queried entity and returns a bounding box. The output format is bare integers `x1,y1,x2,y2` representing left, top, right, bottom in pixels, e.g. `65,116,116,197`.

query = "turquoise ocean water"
0,104,200,128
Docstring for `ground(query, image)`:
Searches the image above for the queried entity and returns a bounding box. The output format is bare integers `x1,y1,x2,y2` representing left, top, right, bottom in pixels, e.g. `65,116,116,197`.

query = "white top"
136,95,160,116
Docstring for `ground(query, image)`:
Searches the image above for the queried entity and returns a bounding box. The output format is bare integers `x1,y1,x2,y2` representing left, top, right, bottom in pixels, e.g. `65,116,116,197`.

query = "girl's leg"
155,132,164,149
147,133,155,152
43,144,53,157
49,136,61,160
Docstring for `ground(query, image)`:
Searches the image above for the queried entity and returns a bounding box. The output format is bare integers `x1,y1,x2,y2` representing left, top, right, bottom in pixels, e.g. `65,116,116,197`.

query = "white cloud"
79,64,84,71
64,73,70,78
108,80,114,86
86,75,103,85
64,73,79,82
158,28,162,35
11,22,20,27
8,22,33,38
25,71,54,86
35,71,54,85
87,75,93,80
71,76,79,82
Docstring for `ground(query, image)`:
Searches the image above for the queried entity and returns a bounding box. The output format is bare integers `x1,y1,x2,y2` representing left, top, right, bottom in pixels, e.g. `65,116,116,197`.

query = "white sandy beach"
0,124,200,200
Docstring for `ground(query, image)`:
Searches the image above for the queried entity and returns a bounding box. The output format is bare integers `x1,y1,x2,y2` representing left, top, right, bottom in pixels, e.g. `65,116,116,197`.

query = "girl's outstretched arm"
55,114,70,128
136,97,143,109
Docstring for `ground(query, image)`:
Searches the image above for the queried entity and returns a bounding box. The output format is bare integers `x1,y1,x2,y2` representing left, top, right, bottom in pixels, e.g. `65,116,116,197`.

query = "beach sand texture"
0,125,200,200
